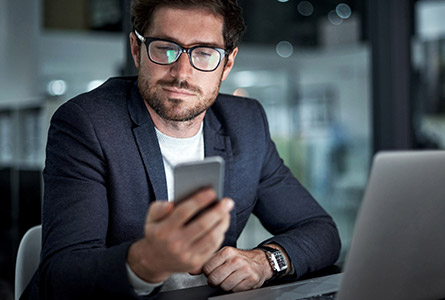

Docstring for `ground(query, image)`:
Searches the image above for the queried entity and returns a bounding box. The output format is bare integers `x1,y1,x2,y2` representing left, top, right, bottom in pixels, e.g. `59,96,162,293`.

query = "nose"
170,51,194,79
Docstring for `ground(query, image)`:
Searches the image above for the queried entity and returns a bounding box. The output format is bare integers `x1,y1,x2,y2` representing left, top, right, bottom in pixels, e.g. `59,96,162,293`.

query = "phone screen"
173,156,224,203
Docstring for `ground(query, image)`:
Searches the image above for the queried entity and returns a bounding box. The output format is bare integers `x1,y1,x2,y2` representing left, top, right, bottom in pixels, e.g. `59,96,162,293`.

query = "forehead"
146,6,225,47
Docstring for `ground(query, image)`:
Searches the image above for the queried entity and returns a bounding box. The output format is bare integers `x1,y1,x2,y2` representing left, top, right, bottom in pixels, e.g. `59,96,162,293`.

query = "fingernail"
157,200,169,207
158,201,173,210
224,199,234,211
205,188,216,199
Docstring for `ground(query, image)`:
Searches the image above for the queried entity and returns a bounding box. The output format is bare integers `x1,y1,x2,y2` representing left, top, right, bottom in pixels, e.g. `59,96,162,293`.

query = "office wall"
0,0,40,104
39,31,125,100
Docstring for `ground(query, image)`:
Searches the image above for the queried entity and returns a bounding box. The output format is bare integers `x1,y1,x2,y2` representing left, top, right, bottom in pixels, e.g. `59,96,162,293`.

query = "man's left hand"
190,246,273,292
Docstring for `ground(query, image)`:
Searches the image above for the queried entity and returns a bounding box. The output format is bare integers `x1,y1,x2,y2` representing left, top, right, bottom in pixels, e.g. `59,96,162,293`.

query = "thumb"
146,201,174,223
189,266,203,275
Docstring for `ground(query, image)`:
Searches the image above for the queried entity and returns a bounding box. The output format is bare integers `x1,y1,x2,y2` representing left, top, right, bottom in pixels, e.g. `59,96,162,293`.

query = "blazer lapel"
204,106,233,195
128,83,168,201
204,104,237,247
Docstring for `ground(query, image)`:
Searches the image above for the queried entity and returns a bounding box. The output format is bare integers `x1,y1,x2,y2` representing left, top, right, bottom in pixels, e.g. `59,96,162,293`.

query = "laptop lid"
210,151,445,300
336,151,445,300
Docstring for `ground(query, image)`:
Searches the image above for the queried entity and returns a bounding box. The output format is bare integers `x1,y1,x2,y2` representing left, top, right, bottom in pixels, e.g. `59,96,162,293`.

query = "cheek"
140,59,166,77
199,72,223,91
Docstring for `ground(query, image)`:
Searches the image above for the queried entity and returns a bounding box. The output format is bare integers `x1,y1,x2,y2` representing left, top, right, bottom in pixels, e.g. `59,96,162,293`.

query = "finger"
146,201,174,223
207,262,236,287
188,266,202,275
220,266,264,292
231,277,262,292
190,212,231,257
170,188,218,226
202,246,235,276
184,198,233,244
219,271,249,292
231,271,265,292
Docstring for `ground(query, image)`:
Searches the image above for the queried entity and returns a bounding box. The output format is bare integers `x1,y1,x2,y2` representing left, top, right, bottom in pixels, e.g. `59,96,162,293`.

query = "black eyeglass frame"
134,30,227,72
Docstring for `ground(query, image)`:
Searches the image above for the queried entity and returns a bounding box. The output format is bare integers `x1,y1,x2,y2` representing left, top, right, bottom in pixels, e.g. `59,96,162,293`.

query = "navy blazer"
22,77,340,299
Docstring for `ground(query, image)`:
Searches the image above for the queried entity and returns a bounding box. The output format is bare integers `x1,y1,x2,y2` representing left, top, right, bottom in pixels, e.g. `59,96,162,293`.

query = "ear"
221,47,238,81
129,32,141,69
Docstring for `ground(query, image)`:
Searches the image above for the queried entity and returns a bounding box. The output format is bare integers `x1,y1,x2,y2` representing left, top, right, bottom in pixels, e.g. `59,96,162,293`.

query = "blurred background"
2,0,445,298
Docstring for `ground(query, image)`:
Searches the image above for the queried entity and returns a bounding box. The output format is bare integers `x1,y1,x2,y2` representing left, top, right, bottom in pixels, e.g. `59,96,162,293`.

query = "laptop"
209,151,445,300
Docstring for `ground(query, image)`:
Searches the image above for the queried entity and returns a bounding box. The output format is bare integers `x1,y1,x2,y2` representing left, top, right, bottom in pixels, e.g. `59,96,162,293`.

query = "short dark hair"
130,0,246,53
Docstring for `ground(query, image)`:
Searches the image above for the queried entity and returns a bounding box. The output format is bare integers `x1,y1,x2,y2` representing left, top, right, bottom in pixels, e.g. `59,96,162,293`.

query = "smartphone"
173,156,225,204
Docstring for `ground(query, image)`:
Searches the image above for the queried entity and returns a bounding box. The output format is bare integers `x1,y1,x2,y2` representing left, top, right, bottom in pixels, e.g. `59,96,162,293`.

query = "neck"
146,104,205,138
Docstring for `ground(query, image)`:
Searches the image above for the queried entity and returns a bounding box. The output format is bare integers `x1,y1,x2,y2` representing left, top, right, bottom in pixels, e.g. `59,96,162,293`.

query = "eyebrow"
151,34,224,49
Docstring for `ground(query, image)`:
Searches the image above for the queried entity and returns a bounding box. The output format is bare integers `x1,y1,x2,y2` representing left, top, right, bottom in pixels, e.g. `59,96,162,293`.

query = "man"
21,0,340,299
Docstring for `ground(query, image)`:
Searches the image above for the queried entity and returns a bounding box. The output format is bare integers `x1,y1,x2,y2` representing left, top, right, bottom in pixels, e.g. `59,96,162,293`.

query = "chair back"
15,225,42,300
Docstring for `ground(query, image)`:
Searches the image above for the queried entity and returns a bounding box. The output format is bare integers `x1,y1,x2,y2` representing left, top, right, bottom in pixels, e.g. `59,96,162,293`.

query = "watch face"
257,245,288,276
270,250,288,272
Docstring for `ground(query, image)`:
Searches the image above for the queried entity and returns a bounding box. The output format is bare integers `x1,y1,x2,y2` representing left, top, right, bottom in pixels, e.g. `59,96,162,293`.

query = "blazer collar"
128,80,151,126
128,81,168,201
203,104,232,159
204,100,234,207
204,102,236,247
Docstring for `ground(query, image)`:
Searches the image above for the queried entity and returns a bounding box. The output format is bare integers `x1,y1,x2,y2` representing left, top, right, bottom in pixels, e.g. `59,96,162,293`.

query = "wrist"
252,248,274,280
126,263,164,296
127,239,171,283
255,244,289,281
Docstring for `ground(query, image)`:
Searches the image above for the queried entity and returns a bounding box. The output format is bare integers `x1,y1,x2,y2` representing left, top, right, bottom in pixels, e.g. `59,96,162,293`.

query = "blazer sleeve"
34,101,152,300
252,101,341,280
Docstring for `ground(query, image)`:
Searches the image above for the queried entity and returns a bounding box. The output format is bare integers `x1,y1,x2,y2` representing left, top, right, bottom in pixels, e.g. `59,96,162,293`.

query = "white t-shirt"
155,124,204,201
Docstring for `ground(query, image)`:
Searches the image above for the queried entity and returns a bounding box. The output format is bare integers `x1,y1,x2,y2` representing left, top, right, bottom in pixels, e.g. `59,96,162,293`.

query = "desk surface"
155,285,227,300
154,265,341,300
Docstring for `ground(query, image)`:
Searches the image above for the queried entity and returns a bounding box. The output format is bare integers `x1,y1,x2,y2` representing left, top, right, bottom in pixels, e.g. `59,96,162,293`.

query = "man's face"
131,6,237,122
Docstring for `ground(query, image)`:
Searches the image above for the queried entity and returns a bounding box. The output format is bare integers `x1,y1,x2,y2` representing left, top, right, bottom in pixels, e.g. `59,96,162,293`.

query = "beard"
138,71,222,123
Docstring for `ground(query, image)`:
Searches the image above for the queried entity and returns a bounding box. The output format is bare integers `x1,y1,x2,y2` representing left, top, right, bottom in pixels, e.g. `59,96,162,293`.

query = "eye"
196,50,213,57
155,45,176,51
193,48,218,60
151,40,179,52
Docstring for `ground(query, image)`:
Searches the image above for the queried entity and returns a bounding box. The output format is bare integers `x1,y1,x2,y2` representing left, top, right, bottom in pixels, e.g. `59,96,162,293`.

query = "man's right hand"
127,188,234,283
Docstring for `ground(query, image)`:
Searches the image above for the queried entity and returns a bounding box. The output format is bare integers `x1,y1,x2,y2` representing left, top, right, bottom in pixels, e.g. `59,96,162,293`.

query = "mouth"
163,87,196,98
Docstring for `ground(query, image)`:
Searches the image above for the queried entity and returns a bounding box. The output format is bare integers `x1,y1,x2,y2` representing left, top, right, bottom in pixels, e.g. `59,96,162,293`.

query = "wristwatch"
256,245,288,281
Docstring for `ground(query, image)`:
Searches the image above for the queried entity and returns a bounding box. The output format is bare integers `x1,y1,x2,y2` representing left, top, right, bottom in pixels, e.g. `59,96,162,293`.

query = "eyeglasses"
134,30,226,72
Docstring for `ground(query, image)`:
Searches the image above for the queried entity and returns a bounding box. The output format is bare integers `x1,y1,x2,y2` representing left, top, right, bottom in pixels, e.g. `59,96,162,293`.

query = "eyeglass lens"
148,40,222,71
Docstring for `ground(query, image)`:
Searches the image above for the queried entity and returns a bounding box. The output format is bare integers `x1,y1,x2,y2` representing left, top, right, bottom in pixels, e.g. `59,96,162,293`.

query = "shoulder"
52,76,137,122
214,93,263,110
210,93,268,128
207,94,270,143
212,93,266,121
68,76,136,108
